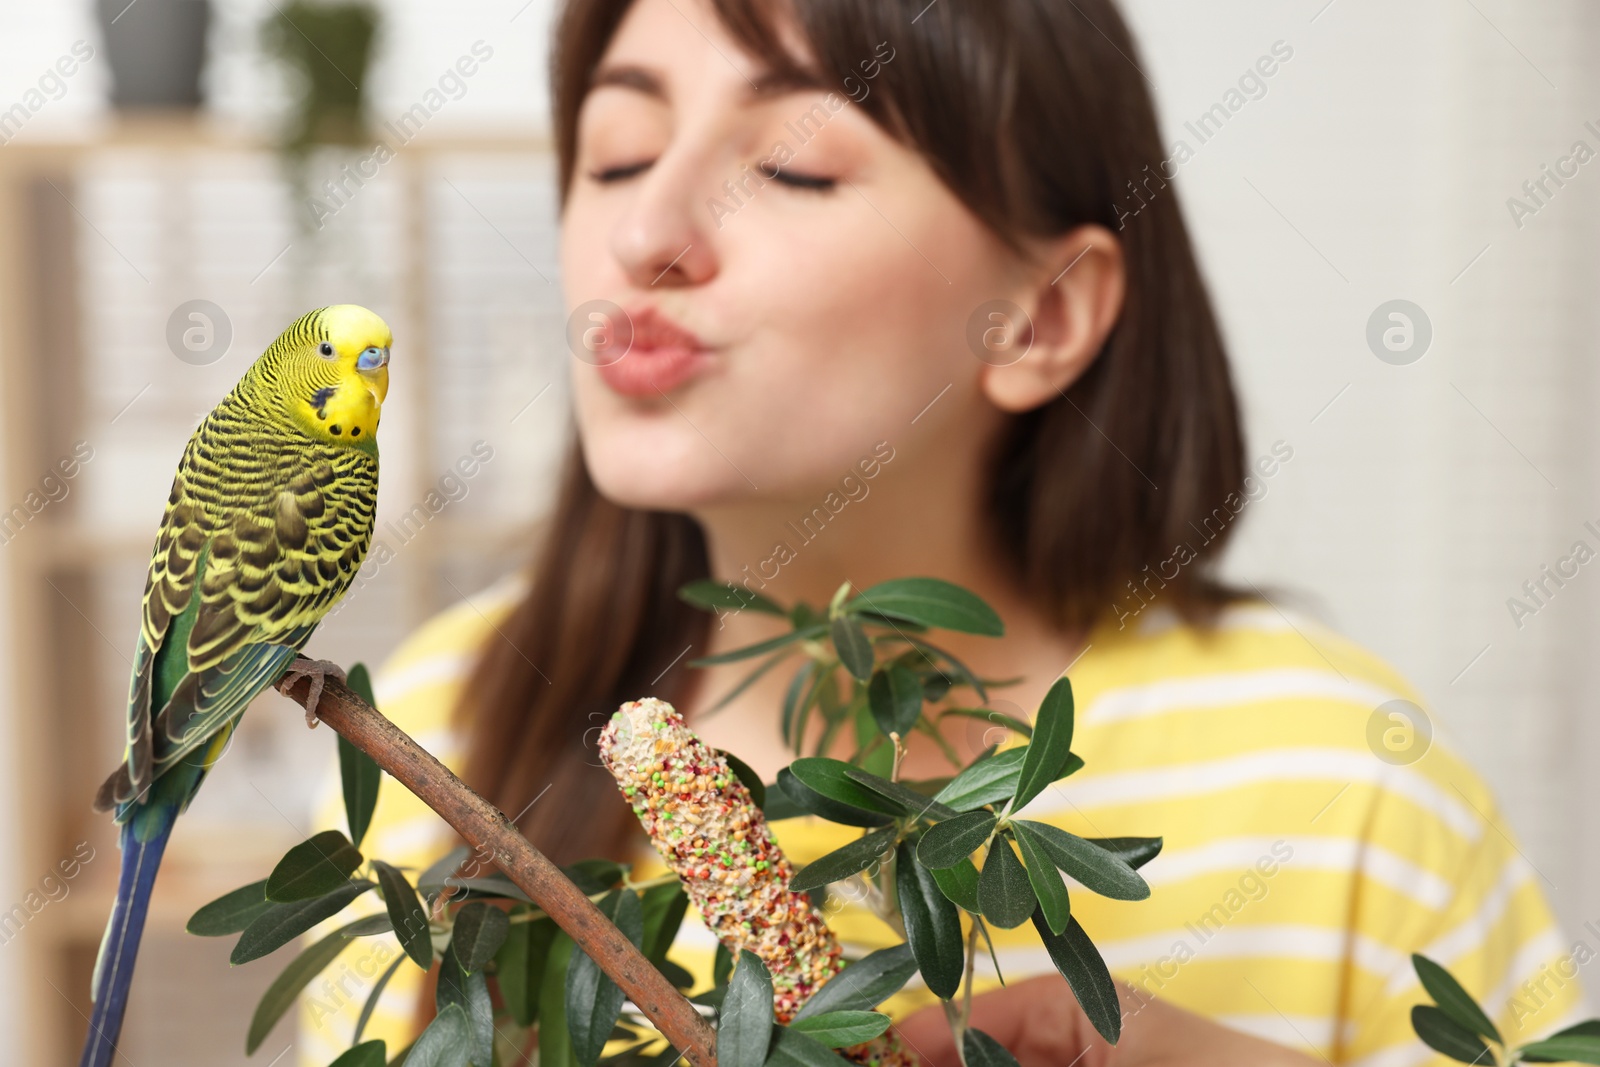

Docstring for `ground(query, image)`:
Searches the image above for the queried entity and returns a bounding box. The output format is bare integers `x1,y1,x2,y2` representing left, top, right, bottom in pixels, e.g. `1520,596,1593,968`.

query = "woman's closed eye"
587,158,836,192
589,159,653,183
764,165,836,192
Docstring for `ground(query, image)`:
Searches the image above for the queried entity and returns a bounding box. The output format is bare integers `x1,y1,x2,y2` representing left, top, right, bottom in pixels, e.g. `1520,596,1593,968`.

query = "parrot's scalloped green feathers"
82,304,393,1067
95,304,392,814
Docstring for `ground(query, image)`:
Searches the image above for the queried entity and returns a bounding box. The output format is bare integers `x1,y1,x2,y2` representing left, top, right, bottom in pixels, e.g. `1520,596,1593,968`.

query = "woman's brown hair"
455,0,1248,866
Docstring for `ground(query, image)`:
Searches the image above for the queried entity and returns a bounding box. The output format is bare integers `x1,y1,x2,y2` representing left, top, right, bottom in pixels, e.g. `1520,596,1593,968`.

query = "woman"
298,0,1581,1063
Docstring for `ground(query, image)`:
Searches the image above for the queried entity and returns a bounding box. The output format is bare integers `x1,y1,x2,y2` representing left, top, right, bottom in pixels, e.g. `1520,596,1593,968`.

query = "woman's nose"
609,147,720,288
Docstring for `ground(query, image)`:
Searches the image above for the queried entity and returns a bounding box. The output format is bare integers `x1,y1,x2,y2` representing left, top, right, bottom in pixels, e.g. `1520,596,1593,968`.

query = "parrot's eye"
318,342,335,358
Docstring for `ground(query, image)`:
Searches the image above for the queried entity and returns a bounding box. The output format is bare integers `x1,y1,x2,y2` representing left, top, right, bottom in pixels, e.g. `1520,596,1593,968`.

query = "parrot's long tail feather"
78,807,177,1067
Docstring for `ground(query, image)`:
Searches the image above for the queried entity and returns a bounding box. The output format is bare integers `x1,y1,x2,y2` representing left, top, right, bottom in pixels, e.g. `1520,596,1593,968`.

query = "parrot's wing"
95,446,376,813
148,632,313,775
104,457,208,809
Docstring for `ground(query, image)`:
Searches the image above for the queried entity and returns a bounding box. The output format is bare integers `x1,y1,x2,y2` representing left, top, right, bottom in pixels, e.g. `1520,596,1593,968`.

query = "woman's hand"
892,971,1322,1067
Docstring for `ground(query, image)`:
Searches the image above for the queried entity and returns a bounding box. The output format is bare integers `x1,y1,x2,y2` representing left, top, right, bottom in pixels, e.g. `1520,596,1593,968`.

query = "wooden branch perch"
274,670,719,1067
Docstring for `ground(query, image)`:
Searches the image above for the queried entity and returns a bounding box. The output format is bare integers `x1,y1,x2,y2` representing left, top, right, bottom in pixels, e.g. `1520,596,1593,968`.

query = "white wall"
1120,0,1600,966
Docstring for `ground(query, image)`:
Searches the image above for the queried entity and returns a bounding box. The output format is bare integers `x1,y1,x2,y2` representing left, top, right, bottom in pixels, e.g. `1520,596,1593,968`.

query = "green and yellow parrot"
79,305,392,1067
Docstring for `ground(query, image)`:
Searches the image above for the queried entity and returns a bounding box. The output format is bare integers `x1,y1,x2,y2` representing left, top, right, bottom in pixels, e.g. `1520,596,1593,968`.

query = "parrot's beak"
358,346,390,404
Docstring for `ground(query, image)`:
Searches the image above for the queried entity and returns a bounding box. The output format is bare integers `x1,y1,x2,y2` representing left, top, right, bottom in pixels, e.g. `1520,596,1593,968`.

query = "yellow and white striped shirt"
296,583,1586,1066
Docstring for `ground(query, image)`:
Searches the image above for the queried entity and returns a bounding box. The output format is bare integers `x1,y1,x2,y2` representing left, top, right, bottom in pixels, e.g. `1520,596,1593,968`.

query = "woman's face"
561,0,1024,510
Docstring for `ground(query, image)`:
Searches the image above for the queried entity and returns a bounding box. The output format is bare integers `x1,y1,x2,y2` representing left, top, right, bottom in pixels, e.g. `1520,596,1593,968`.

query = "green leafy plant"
195,577,1162,1065
261,1,379,157
1410,954,1600,1064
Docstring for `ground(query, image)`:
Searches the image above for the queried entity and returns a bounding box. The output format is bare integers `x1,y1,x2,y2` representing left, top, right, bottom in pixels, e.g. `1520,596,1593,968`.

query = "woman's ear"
979,225,1126,413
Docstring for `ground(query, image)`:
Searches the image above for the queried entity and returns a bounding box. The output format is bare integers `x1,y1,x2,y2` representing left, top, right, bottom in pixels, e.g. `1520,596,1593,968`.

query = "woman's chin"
584,457,752,513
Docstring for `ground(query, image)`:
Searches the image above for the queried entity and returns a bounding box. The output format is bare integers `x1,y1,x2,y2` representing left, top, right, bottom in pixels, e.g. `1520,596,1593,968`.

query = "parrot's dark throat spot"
310,386,336,419
330,425,342,436
351,427,361,437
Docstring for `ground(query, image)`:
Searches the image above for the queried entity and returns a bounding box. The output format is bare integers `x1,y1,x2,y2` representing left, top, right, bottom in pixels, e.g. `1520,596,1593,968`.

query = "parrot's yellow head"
270,304,392,452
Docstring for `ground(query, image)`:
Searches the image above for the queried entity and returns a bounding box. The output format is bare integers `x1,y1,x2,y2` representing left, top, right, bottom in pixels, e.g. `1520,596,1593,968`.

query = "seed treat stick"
599,697,919,1067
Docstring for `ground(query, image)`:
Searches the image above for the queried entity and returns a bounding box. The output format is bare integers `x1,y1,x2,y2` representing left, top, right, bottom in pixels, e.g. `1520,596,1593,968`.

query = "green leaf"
244,917,362,1053
417,846,473,894
712,748,766,810
977,835,1034,929
1519,1035,1600,1065
850,577,1004,636
494,912,557,1028
1412,954,1501,1044
373,860,433,970
563,859,627,893
932,748,1027,812
895,841,963,998
782,659,821,753
451,902,509,973
782,759,902,824
640,882,690,963
787,1010,892,1048
764,1025,854,1065
677,579,786,617
568,890,643,1067
868,664,923,738
974,914,1006,988
688,624,827,667
762,780,810,821
1012,677,1074,811
1411,1005,1493,1064
266,829,364,903
719,950,774,1066
701,647,797,718
539,933,578,1067
903,636,991,702
841,766,958,821
939,706,1033,740
962,1027,1022,1066
916,810,997,869
407,1002,474,1067
328,1040,387,1067
658,957,697,989
793,944,918,1020
919,671,953,703
790,600,824,628
831,615,875,682
790,825,898,893
1082,836,1163,870
436,942,494,1067
929,858,982,913
187,880,271,936
1012,822,1071,936
353,955,405,1044
342,913,395,936
1015,820,1150,901
1031,912,1121,1044
340,663,384,848
856,610,930,634
231,880,375,964
436,876,531,904
1524,1022,1600,1063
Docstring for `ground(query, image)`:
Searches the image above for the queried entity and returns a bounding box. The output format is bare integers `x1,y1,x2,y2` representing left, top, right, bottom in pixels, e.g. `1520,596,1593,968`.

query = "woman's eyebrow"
590,62,830,105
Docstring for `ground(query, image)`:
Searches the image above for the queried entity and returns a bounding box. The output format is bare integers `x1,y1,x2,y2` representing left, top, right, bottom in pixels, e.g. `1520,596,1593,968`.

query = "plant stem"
942,919,982,1067
274,663,719,1067
499,873,679,925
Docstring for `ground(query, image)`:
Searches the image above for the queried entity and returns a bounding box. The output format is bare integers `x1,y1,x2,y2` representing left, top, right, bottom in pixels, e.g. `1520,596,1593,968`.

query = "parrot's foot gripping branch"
276,656,348,728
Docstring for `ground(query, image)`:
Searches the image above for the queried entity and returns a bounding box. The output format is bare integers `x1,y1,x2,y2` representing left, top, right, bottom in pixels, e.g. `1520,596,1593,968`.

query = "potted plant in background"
95,0,212,110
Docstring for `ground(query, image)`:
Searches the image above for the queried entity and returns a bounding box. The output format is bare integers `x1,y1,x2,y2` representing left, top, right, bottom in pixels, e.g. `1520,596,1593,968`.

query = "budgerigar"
79,305,392,1067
